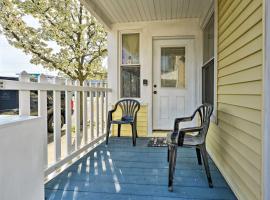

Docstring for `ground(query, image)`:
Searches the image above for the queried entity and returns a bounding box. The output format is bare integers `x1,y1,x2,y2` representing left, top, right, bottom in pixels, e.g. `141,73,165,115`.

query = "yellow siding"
207,1,263,200
111,105,148,137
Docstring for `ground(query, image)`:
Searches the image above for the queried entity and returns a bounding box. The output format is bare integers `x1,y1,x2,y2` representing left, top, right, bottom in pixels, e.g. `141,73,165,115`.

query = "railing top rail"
0,79,112,92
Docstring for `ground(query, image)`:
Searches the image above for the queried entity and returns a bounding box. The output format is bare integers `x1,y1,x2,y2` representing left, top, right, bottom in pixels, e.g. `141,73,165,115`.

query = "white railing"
0,71,111,179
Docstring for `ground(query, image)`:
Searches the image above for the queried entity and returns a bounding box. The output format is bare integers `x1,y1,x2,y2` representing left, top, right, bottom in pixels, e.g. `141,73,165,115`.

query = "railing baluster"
90,81,94,140
19,71,30,116
105,82,108,130
53,77,62,162
38,74,48,169
1,77,112,177
83,81,88,145
75,80,81,150
96,82,100,138
101,81,105,134
65,79,72,155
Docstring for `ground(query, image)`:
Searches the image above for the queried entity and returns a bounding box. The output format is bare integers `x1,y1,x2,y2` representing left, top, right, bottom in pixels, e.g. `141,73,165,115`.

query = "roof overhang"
82,0,214,31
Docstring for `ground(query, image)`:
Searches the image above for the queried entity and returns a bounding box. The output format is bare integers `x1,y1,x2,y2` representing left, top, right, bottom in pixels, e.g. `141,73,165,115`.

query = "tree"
0,0,107,85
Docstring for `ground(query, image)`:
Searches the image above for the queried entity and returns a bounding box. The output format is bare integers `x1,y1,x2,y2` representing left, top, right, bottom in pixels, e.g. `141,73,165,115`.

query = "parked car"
0,76,74,133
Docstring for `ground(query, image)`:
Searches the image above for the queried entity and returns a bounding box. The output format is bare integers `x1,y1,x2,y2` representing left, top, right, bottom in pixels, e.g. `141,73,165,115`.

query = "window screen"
120,66,140,98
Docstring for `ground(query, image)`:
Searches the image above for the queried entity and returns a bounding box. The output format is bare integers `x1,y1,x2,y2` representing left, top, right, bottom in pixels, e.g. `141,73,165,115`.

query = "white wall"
0,116,44,200
107,18,203,134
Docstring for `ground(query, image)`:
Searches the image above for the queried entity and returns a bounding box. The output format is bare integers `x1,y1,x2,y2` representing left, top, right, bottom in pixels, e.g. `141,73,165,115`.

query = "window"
121,66,140,97
203,15,214,63
120,33,140,98
202,59,214,105
122,33,140,65
161,47,185,88
202,15,214,105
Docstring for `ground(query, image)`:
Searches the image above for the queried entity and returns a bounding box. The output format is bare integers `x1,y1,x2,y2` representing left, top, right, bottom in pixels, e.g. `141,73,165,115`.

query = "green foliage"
0,0,107,83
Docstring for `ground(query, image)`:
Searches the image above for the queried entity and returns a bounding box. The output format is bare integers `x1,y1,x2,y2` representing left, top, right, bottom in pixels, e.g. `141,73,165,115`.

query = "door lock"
153,91,157,94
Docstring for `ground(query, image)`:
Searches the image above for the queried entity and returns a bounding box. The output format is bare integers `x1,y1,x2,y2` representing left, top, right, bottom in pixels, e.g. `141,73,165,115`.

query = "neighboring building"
82,0,270,200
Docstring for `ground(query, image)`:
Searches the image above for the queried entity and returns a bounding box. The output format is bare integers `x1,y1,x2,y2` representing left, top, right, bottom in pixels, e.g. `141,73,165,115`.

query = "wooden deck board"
45,137,236,200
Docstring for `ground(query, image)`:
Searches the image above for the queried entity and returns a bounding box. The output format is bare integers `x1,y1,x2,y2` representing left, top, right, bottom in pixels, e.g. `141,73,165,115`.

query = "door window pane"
121,66,140,98
122,33,139,65
161,47,185,88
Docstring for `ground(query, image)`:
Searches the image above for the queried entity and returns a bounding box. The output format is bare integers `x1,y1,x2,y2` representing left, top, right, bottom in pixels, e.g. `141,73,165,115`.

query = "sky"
0,15,107,78
0,35,60,77
0,15,59,77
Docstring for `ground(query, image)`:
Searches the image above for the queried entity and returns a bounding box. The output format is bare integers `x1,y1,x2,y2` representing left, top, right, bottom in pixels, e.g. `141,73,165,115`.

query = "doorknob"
153,91,157,94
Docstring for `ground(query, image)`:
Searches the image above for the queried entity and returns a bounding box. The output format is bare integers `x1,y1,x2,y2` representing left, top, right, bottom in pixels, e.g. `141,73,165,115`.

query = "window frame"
201,6,217,123
118,30,142,99
202,14,215,107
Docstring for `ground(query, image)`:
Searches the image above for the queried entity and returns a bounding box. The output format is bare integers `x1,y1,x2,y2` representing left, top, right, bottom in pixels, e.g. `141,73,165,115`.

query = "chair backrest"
196,103,213,142
115,99,140,119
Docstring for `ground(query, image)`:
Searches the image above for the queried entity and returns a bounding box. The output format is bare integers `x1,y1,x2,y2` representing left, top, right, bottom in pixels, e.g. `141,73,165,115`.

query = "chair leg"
196,147,202,165
106,122,111,145
167,147,170,162
135,121,138,138
118,124,121,137
168,144,177,192
201,144,213,188
131,123,136,146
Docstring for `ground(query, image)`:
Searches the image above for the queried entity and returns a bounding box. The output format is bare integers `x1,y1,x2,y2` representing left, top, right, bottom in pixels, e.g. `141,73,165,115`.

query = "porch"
0,0,267,199
45,137,236,200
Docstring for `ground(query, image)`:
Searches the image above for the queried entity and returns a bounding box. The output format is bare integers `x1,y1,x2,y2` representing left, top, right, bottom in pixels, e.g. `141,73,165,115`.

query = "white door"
153,38,196,130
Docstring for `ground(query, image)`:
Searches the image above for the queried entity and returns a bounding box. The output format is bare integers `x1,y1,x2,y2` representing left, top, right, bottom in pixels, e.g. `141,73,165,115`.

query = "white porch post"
38,74,48,169
19,71,30,116
65,79,73,155
96,82,100,137
83,80,88,144
74,80,81,150
90,81,94,140
53,77,62,162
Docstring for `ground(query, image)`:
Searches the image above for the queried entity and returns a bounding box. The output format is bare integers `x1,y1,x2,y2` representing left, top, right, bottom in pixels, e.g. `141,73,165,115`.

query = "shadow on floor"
45,137,237,200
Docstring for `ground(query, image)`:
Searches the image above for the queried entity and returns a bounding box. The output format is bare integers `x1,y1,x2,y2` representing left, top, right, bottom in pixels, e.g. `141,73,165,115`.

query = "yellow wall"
207,1,263,200
111,105,148,137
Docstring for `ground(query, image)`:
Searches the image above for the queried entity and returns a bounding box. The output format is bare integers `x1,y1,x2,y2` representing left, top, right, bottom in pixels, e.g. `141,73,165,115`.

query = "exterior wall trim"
212,0,218,123
152,35,195,40
200,0,214,29
118,29,143,100
80,0,112,30
263,0,270,199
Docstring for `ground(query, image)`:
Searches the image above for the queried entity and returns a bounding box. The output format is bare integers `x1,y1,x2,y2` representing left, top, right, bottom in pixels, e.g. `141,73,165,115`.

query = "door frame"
151,36,197,131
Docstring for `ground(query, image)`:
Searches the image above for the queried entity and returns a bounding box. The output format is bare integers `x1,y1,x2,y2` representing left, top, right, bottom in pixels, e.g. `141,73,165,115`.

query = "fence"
0,71,111,178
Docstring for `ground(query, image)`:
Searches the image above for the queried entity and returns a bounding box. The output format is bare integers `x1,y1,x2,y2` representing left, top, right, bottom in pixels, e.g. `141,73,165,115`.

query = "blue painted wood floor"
45,137,237,200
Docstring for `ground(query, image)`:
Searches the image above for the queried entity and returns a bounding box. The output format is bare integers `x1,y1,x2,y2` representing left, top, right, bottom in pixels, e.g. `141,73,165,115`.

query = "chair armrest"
167,131,179,144
109,106,118,114
107,109,117,122
177,126,203,146
173,108,199,131
107,104,119,121
180,126,203,133
173,116,193,131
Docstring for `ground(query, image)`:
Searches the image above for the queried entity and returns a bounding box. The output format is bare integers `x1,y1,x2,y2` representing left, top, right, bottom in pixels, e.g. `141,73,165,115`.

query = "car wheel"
48,116,54,133
47,115,65,133
61,115,65,128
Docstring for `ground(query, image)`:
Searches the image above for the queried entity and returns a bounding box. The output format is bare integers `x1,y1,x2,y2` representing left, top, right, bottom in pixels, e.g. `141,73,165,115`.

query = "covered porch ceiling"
82,0,214,29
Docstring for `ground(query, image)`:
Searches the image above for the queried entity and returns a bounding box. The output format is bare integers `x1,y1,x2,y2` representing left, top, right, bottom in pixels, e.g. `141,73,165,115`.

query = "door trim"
152,37,196,131
152,35,195,40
